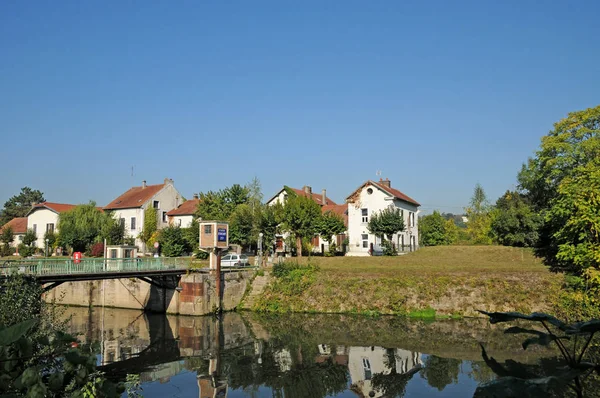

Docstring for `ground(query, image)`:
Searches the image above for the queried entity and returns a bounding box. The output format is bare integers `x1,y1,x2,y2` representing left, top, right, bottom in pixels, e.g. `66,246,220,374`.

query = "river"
62,306,559,397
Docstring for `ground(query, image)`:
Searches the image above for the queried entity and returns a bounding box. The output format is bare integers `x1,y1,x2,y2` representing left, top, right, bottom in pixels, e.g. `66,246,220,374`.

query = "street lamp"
45,238,49,258
257,233,263,267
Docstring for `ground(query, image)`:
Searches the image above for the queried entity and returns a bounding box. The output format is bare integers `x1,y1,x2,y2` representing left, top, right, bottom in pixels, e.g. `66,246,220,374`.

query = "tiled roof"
371,181,420,206
0,217,28,234
167,199,200,216
289,188,337,206
104,183,165,210
29,202,77,214
322,204,348,227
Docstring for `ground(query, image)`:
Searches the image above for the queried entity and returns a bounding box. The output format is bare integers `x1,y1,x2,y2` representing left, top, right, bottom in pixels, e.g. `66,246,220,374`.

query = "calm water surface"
63,307,556,398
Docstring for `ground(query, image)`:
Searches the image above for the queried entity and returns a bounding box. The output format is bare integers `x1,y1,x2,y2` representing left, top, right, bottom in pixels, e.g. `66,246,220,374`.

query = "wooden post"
215,249,222,312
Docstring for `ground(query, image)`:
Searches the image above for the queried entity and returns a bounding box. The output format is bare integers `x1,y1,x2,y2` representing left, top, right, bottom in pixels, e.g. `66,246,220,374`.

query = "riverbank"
246,246,565,317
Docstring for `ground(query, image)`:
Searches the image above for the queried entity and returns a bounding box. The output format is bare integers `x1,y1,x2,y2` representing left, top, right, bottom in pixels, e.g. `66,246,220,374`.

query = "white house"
166,195,200,227
348,346,422,398
26,202,77,249
346,179,420,256
104,178,183,252
0,217,28,250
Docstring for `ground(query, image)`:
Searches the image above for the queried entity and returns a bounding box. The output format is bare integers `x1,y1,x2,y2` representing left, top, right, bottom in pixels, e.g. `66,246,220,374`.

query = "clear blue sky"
2,1,599,213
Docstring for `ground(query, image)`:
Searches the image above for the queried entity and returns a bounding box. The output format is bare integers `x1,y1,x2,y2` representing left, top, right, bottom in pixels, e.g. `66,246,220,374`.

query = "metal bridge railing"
0,257,190,277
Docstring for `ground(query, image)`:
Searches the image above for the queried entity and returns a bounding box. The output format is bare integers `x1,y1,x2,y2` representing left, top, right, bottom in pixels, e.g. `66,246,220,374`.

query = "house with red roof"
26,202,77,249
0,217,28,250
346,178,420,256
166,195,200,227
104,178,183,251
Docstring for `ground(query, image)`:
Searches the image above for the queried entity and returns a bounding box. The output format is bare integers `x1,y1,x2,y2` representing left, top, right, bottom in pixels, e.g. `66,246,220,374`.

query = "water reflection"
62,307,550,397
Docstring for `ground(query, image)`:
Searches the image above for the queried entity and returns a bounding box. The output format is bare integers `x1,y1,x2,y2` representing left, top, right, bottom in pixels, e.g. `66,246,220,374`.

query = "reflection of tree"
371,349,421,397
420,355,461,391
469,361,496,384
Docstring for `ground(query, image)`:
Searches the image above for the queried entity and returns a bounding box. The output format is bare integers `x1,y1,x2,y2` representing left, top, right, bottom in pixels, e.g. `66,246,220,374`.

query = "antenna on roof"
131,166,134,177
376,170,382,177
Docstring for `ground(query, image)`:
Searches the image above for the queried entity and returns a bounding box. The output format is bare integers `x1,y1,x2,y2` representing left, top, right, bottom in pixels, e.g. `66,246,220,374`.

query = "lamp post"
257,233,263,267
45,238,49,258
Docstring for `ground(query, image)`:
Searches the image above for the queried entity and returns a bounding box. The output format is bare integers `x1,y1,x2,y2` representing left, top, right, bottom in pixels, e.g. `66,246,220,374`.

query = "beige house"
104,178,183,251
0,217,28,250
166,195,200,227
26,202,76,249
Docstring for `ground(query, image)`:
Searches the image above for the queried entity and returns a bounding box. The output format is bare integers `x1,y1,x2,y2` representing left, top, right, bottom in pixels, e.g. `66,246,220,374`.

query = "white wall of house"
170,215,194,228
27,209,59,249
9,233,25,248
109,208,144,245
267,189,288,206
347,185,419,256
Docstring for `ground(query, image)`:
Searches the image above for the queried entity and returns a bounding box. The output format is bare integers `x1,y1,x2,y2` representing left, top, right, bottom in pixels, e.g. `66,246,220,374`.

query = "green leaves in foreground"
0,319,37,346
476,310,600,397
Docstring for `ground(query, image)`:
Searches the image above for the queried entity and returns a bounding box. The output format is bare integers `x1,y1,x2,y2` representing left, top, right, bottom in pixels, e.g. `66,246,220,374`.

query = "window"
361,208,368,223
110,249,117,259
18,235,24,242
120,218,125,228
204,225,212,234
367,188,373,195
177,219,182,227
153,200,160,209
362,234,368,248
46,223,54,233
32,224,37,234
362,358,372,380
130,217,136,230
409,212,415,227
222,255,231,261
162,211,167,223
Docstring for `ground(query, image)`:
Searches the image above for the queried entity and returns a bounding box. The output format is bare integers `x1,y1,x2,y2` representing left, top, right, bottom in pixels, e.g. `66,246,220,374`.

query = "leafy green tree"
158,226,189,257
420,211,451,246
102,218,125,246
43,230,57,255
445,219,459,244
19,228,37,256
519,105,600,272
465,184,493,244
420,355,461,391
281,195,322,258
196,191,229,221
182,220,199,254
138,206,158,248
58,202,119,252
367,207,405,255
0,187,45,225
229,204,255,249
258,204,282,255
317,211,345,254
246,176,263,214
1,225,14,256
490,191,541,247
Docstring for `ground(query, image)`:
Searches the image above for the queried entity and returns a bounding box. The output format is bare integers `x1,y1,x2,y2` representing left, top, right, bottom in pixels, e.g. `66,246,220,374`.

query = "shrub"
90,242,104,257
18,244,34,257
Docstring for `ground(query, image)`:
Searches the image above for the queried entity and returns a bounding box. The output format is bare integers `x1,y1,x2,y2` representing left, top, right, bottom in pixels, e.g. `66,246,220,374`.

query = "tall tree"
420,211,453,246
58,202,119,252
281,195,322,258
519,105,600,272
258,204,282,255
246,176,263,214
229,203,255,249
138,206,158,247
465,184,493,244
490,191,541,248
317,211,345,252
0,226,14,256
0,187,45,225
367,207,405,242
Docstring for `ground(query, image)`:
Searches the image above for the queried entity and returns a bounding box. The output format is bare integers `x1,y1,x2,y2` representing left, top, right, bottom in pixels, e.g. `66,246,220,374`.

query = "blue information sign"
217,228,227,242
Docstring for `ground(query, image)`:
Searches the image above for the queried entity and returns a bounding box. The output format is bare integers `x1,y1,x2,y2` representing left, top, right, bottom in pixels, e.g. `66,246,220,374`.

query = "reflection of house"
26,202,76,249
266,185,337,254
167,195,200,227
347,346,422,398
104,179,183,250
315,344,349,366
0,217,27,250
346,179,420,256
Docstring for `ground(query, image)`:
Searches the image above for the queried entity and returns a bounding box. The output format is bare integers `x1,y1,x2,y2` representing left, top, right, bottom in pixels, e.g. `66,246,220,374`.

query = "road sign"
154,242,159,248
217,228,227,242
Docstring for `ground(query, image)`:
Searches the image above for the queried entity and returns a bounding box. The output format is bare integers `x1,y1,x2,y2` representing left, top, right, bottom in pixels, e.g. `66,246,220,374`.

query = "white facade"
107,183,183,251
27,209,59,249
348,346,422,398
170,215,194,228
347,183,419,256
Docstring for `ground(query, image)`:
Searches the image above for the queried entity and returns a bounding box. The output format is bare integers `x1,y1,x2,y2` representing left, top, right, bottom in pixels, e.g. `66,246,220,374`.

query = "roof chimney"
303,185,312,195
193,193,199,200
380,178,391,188
322,189,327,205
142,180,147,189
164,178,173,185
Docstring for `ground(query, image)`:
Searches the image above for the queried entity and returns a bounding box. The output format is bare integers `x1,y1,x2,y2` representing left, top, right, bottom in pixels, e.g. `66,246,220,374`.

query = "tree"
0,187,45,225
1,226,14,257
317,211,345,254
20,228,37,256
246,177,263,214
367,207,405,255
490,191,541,248
518,105,600,272
420,355,461,391
138,206,158,248
229,204,255,249
281,195,322,258
465,184,493,244
158,226,189,257
58,202,118,252
444,219,459,244
44,230,57,255
420,211,455,246
258,204,282,255
196,191,230,221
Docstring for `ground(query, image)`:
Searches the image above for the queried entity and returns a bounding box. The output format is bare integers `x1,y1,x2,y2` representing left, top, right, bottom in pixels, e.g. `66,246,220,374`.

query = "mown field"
250,246,566,317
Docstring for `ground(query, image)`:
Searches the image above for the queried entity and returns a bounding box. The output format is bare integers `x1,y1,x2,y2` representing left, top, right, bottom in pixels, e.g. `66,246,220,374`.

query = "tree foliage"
281,195,322,257
518,105,600,272
465,184,493,245
317,211,345,248
420,211,457,246
229,204,255,247
158,226,189,257
0,187,45,226
58,202,121,252
138,206,158,247
367,207,405,241
490,191,541,248
1,226,14,256
259,204,282,255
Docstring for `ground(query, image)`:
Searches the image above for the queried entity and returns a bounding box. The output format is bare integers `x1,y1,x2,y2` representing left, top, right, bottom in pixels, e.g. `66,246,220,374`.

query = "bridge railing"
0,257,190,277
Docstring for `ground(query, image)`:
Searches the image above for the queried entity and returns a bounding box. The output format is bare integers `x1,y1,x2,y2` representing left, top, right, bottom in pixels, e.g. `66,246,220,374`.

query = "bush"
195,250,209,260
18,244,34,257
0,244,14,257
90,242,104,257
381,240,397,256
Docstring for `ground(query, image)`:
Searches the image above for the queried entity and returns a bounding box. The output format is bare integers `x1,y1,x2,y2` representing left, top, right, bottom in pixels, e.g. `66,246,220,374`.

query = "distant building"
166,195,200,227
346,179,420,256
26,202,77,249
104,178,183,251
0,217,28,250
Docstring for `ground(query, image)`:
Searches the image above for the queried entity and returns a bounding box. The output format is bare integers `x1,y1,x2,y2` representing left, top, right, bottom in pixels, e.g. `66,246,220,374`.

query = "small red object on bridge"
73,252,82,264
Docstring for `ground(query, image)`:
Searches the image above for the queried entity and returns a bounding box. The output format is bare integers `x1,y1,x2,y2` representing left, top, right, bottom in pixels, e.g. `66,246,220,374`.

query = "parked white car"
220,253,250,267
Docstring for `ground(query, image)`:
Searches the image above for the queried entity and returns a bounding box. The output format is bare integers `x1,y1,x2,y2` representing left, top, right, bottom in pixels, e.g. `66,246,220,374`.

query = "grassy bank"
251,246,565,317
